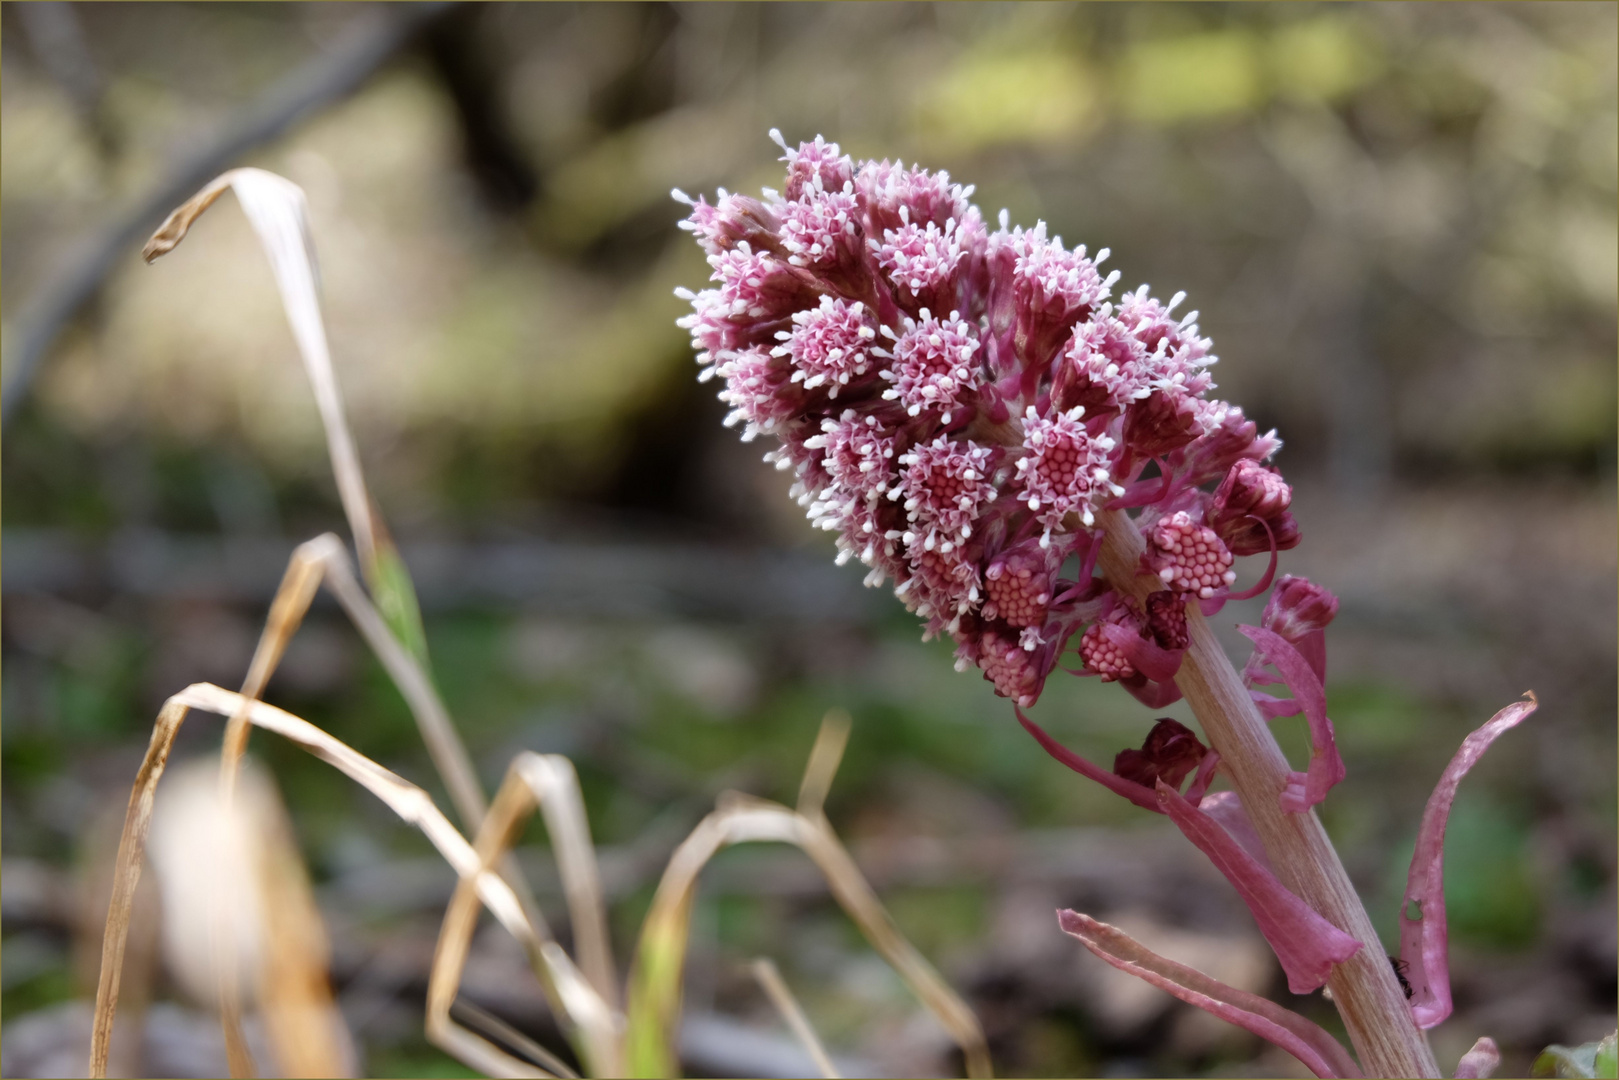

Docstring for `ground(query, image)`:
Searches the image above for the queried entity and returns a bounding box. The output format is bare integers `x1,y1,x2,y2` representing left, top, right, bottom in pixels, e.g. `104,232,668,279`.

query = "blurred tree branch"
422,5,540,213
0,1,455,429
14,2,118,162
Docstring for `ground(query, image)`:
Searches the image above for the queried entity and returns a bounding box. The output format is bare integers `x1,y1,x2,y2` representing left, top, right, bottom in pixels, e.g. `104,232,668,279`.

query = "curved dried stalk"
428,753,624,1079
90,697,189,1080
450,999,581,1079
90,684,611,1079
624,717,993,1080
795,708,851,818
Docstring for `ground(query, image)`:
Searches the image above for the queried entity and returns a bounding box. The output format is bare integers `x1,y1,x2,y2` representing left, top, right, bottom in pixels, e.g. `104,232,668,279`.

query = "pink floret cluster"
675,132,1299,708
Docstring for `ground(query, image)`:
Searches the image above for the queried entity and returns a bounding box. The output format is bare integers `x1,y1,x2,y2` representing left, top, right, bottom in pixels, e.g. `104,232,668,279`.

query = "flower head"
857,158,975,236
775,295,880,396
682,134,1536,1080
1079,612,1138,682
982,540,1058,628
876,222,969,314
676,133,1297,707
1146,510,1237,599
772,129,853,202
880,309,981,419
894,436,997,550
1015,405,1120,538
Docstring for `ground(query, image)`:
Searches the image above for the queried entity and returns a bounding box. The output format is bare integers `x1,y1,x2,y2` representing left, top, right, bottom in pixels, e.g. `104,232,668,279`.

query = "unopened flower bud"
1079,616,1137,682
983,541,1056,628
1124,387,1206,458
1210,459,1301,556
1178,402,1282,486
1262,575,1339,642
1146,511,1237,599
977,626,1048,706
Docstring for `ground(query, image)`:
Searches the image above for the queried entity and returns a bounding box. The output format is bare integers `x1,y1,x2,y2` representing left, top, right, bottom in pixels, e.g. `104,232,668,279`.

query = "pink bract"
1400,696,1538,1029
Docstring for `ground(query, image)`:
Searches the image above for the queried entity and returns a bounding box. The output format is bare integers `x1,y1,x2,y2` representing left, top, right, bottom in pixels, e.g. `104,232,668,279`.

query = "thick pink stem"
1095,509,1438,1079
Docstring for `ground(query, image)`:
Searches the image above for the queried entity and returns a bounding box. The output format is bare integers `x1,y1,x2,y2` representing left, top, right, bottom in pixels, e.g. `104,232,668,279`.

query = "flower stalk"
1096,507,1439,1078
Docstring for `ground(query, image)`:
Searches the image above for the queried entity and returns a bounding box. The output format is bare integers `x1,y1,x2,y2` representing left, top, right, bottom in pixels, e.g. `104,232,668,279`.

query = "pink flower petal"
1453,1037,1501,1079
1015,707,1162,813
1120,673,1185,708
1057,910,1362,1079
1400,695,1538,1030
1159,781,1362,993
1292,630,1329,687
1184,749,1221,805
1196,790,1272,871
1223,516,1282,601
1251,689,1303,719
1099,620,1183,682
1238,625,1346,813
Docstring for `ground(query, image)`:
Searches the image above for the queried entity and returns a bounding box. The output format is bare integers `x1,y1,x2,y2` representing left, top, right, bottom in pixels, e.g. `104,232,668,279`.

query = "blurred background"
2,3,1614,1077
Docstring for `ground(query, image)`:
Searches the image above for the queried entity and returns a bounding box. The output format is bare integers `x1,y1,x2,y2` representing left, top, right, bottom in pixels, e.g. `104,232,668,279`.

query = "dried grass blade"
625,797,992,1079
314,542,557,964
795,807,994,1079
172,684,592,992
254,765,353,1078
516,754,618,1011
90,697,190,1079
315,537,492,834
428,766,565,1077
92,684,610,1079
797,709,852,819
626,803,801,1078
427,755,622,1077
450,999,579,1079
143,172,563,1020
143,173,476,834
215,534,338,1078
751,957,840,1079
143,170,375,574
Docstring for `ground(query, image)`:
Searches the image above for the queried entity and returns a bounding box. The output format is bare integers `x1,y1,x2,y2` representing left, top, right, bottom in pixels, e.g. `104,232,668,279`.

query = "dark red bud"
1124,389,1204,458
1114,717,1208,790
1144,590,1190,651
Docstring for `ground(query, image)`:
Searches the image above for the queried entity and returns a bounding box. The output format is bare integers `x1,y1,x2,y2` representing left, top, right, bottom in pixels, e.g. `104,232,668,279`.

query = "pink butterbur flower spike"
675,133,1537,1079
